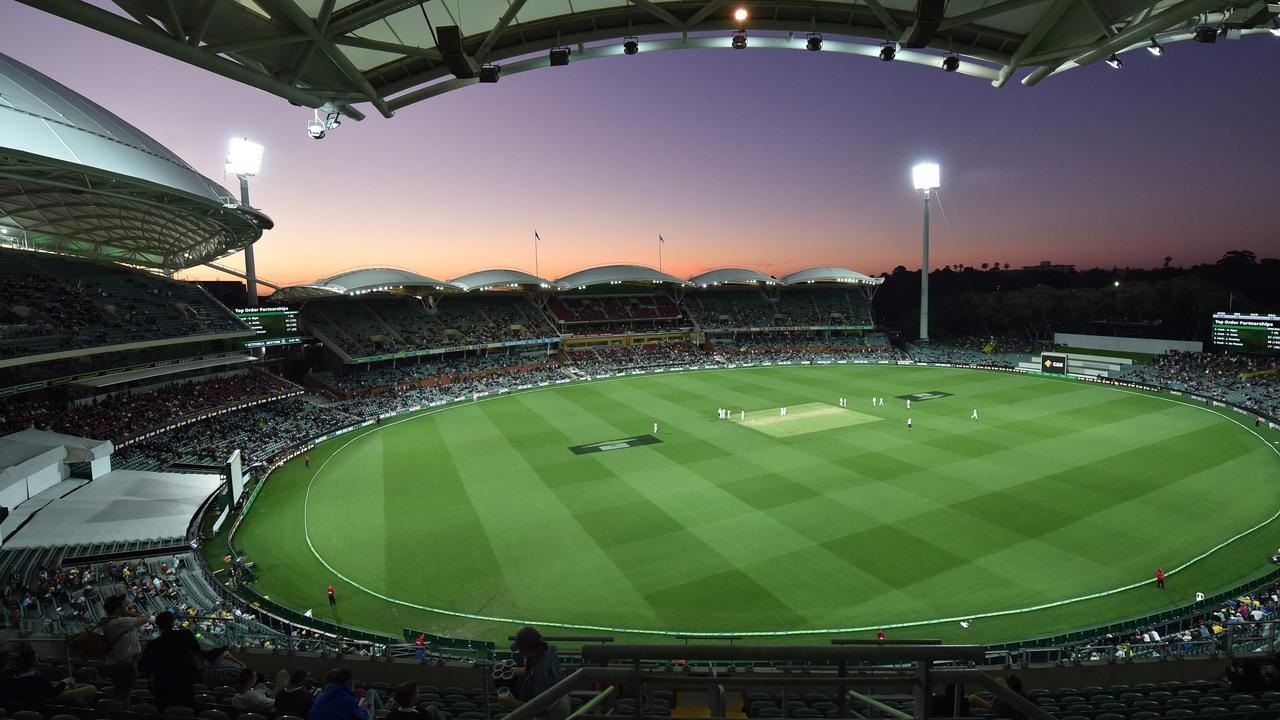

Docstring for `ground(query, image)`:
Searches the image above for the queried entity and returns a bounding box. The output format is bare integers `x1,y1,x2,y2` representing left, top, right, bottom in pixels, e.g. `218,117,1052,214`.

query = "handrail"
566,685,617,720
580,644,986,664
847,689,911,719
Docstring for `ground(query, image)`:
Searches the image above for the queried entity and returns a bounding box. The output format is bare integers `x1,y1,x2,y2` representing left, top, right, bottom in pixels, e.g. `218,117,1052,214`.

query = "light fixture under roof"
1146,37,1163,56
733,6,748,22
1104,53,1123,69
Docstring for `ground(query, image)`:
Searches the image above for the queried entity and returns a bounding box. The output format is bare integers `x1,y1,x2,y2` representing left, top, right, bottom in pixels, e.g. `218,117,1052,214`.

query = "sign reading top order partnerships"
1041,354,1067,374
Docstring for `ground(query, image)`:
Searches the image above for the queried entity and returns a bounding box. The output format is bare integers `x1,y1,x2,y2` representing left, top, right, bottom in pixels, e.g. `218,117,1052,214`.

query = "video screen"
1211,312,1280,355
234,307,305,348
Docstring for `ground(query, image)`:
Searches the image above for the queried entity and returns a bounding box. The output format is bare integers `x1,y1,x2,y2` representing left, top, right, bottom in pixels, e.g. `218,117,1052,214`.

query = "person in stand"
1156,567,1166,589
230,667,279,712
102,594,150,706
328,584,336,607
2,643,97,705
311,667,370,720
274,669,316,717
502,626,570,720
138,610,204,710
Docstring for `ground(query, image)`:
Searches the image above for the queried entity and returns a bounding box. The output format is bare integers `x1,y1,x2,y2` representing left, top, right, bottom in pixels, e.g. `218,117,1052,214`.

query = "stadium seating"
0,249,246,361
0,372,298,442
299,295,558,359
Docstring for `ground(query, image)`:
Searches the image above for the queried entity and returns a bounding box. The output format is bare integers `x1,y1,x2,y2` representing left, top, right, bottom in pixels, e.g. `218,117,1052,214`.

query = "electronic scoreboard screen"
1211,312,1280,355
234,307,305,348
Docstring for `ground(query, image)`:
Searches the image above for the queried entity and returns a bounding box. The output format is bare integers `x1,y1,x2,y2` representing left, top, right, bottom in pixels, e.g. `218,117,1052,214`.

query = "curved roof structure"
556,265,688,289
690,268,779,287
313,267,455,294
0,52,269,270
34,1,1279,117
449,268,553,292
268,284,344,303
782,267,883,286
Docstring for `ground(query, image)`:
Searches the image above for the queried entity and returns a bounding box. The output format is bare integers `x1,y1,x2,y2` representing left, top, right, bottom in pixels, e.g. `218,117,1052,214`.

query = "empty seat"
197,712,228,720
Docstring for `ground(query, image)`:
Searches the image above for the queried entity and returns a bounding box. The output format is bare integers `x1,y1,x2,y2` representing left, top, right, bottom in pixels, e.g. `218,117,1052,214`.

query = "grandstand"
6,11,1280,720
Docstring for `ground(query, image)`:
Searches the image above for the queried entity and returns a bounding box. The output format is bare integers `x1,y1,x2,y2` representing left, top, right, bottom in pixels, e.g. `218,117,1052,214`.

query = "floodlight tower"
226,138,264,306
912,162,940,342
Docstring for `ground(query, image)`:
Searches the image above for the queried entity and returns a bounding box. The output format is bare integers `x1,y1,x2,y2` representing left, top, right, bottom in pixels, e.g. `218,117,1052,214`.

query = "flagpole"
658,235,663,272
534,231,540,278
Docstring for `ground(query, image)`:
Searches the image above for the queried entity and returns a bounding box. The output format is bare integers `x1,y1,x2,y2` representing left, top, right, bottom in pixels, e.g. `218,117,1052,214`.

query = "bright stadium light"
1270,18,1280,36
1147,37,1164,56
225,137,263,178
734,7,748,22
912,162,940,343
1104,53,1124,69
912,162,940,191
226,137,264,307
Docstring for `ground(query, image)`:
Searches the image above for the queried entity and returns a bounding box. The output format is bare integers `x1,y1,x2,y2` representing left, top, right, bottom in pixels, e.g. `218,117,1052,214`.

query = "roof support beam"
260,0,394,117
332,34,441,59
476,0,529,62
18,0,337,111
1024,0,1226,83
684,0,728,30
1080,0,1117,36
938,0,1046,31
991,0,1075,87
203,33,311,54
187,0,220,45
862,0,903,37
629,0,684,31
326,0,421,36
205,261,281,289
286,0,337,85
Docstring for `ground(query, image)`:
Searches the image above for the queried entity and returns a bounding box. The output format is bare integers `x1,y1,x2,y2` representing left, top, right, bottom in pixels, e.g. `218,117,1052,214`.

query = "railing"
504,644,1050,720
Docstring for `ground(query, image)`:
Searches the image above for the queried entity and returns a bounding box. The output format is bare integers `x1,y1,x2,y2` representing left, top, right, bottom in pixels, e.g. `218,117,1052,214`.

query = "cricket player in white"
653,422,659,433
971,408,978,421
781,407,787,416
906,399,911,409
740,410,745,421
907,417,912,430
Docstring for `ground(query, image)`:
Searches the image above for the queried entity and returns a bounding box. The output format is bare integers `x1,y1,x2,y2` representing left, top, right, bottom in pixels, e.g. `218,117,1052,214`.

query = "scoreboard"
1211,312,1280,355
234,307,305,348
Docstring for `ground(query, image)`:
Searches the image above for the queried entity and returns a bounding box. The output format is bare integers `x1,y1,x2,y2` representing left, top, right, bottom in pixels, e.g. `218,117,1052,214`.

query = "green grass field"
232,365,1280,646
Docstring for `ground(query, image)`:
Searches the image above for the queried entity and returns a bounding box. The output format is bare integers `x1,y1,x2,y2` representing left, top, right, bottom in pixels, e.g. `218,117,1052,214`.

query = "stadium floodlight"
734,7,748,22
1104,53,1123,69
912,162,940,192
806,33,823,51
479,64,501,83
941,54,960,72
879,43,897,61
1193,25,1218,43
732,31,747,49
550,46,571,66
226,137,264,308
623,36,639,55
912,162,940,343
1270,18,1280,36
225,137,263,178
1147,37,1164,56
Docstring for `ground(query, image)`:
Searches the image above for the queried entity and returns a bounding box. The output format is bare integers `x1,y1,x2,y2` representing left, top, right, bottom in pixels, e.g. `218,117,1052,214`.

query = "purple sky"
3,4,1278,287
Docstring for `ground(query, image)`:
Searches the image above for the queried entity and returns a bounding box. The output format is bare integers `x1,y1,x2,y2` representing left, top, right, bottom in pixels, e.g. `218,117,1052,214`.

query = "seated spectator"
1,643,97,705
310,667,370,720
230,666,282,711
385,682,421,720
274,668,316,717
202,646,244,687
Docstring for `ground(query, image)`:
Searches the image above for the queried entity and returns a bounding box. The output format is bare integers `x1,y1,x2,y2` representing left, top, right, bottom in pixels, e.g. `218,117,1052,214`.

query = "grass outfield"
232,365,1280,645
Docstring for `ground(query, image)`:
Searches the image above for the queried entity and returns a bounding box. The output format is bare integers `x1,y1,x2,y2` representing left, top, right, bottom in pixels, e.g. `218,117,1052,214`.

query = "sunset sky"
3,4,1278,288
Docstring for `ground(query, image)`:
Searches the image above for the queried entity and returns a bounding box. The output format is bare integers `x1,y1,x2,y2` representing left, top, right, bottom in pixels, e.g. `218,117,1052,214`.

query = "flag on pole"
535,231,541,243
658,234,664,244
